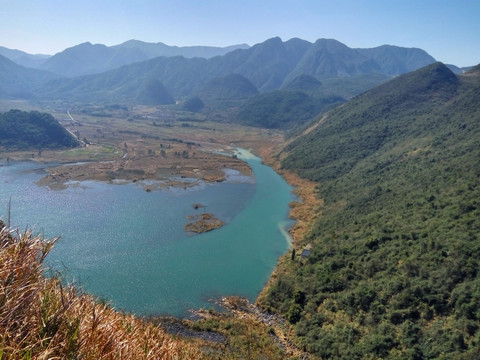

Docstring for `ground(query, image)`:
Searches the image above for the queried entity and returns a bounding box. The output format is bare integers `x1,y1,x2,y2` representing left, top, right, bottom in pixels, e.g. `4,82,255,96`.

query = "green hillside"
236,90,343,129
0,110,78,150
180,97,205,112
135,78,175,105
282,63,460,180
282,74,324,96
196,74,258,101
261,63,480,359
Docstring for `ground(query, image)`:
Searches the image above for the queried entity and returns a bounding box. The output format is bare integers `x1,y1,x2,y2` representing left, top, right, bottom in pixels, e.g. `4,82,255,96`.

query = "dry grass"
0,221,202,360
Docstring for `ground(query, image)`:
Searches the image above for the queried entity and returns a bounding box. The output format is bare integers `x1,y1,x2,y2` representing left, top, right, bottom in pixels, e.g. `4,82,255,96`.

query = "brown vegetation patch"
185,213,225,234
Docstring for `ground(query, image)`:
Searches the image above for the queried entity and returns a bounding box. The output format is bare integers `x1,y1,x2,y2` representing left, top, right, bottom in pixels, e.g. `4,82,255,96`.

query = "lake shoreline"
30,148,252,191
1,141,315,311
0,147,294,318
242,139,322,306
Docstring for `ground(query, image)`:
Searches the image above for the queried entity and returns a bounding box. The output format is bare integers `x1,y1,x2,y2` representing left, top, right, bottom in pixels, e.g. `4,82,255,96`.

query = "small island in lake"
184,213,225,233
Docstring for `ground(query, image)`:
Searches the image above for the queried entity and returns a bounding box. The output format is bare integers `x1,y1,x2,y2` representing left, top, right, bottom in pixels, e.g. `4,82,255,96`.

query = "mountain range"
0,46,50,68
0,40,249,77
0,54,59,99
0,37,452,105
36,40,250,78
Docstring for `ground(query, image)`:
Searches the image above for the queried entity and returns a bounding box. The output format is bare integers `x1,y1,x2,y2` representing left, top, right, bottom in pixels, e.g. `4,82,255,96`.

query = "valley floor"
0,103,282,190
0,101,317,358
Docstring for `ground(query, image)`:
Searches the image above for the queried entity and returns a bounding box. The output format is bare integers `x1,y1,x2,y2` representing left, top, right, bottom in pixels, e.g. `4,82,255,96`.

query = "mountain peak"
356,45,437,75
313,38,349,50
76,42,94,48
409,62,458,89
366,62,458,102
263,36,283,44
423,61,457,80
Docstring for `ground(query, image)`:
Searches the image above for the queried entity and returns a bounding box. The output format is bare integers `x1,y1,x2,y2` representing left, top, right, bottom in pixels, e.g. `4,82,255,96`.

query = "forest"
259,63,480,358
0,110,78,150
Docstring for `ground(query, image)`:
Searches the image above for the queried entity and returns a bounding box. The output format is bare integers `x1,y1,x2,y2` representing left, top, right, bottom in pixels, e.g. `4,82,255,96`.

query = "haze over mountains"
0,46,50,68
0,37,441,104
0,54,59,99
0,41,249,76
36,41,250,78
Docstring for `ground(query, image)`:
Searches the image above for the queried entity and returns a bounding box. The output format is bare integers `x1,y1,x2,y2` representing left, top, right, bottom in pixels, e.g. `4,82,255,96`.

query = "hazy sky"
1,0,479,67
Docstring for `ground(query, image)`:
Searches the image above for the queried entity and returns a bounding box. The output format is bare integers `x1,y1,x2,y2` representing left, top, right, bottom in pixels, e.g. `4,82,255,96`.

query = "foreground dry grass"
0,220,300,359
0,221,201,360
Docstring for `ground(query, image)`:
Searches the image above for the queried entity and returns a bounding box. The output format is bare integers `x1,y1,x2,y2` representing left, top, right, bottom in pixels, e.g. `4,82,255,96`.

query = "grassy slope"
260,63,480,359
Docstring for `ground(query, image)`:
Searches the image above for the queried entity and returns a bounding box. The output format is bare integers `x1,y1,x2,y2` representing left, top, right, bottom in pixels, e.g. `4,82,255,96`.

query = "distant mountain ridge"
32,37,440,104
0,46,50,68
0,40,249,78
0,54,59,99
0,37,444,104
36,40,250,77
113,40,249,60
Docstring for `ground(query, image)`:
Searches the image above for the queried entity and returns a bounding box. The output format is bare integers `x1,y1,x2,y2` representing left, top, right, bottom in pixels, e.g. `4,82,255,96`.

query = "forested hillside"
260,63,480,359
236,90,343,129
0,110,78,150
196,74,258,101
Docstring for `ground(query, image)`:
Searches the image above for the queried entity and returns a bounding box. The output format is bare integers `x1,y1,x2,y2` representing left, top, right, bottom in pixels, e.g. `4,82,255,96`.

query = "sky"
1,0,479,67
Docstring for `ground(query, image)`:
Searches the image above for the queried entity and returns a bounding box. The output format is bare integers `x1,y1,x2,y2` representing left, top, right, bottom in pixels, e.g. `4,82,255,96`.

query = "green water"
0,149,294,316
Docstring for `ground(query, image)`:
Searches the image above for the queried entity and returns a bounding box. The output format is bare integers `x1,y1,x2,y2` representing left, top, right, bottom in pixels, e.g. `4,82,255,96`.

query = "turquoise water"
0,149,294,316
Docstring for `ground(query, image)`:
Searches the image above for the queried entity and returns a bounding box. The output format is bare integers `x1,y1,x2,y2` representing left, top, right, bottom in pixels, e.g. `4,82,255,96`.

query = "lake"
0,149,294,316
